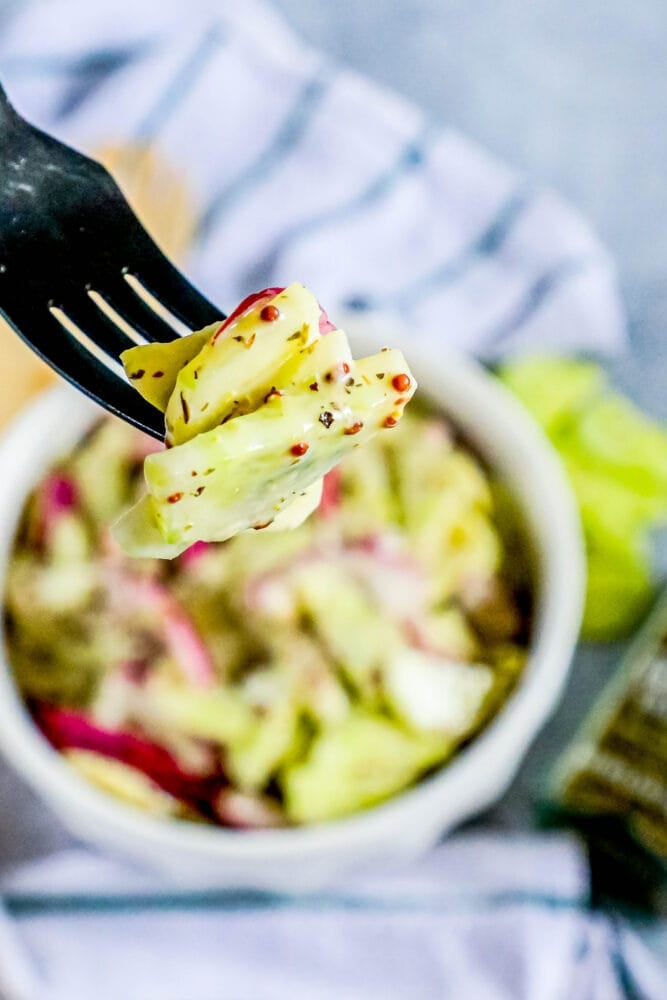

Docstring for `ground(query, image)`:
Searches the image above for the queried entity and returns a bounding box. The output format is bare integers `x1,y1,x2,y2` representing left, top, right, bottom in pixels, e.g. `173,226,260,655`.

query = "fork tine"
53,291,154,361
0,303,164,438
88,276,187,344
126,256,221,332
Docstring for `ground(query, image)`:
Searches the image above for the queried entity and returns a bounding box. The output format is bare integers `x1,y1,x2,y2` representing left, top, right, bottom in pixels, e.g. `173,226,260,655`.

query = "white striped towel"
0,0,625,358
0,834,664,1000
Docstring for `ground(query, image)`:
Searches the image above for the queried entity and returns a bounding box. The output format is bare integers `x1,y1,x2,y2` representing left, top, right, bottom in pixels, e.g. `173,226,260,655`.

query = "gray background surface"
1,0,666,965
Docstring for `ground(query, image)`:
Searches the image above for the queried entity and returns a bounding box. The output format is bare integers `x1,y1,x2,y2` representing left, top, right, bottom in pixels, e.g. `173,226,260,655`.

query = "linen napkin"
0,1,649,998
0,0,625,358
0,833,664,1000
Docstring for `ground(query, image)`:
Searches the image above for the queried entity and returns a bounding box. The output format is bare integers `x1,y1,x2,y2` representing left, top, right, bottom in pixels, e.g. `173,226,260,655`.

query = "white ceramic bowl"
0,341,585,890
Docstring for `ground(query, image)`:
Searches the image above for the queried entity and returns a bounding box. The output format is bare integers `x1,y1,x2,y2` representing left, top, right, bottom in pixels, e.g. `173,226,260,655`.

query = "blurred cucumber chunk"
500,356,667,640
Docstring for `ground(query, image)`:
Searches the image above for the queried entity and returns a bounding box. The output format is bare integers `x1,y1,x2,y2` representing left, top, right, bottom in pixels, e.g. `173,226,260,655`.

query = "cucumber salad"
6,390,530,826
6,420,529,828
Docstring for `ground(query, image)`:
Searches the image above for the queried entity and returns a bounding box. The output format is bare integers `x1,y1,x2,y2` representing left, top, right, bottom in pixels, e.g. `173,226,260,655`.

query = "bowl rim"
0,347,585,860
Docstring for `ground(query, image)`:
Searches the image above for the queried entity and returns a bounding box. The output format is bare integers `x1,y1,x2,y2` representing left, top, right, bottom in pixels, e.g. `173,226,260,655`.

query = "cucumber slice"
146,682,256,745
226,671,300,792
293,562,404,700
111,484,322,559
121,324,218,412
65,750,180,817
110,495,177,559
114,349,416,557
70,419,137,525
499,356,603,435
164,283,322,445
384,648,493,736
566,457,667,550
582,539,653,641
267,631,350,725
281,710,451,823
274,327,352,390
260,479,323,533
338,441,398,532
570,396,667,498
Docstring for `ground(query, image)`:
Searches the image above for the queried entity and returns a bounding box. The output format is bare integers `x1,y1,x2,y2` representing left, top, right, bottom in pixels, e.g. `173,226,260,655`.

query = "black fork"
0,82,222,439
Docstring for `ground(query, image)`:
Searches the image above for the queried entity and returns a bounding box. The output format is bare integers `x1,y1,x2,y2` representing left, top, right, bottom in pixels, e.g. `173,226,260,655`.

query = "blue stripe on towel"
609,918,647,1000
343,187,532,313
197,68,334,240
5,888,585,919
0,47,151,121
391,187,532,310
134,26,226,141
242,122,436,290
485,256,592,350
56,48,149,121
0,48,147,77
